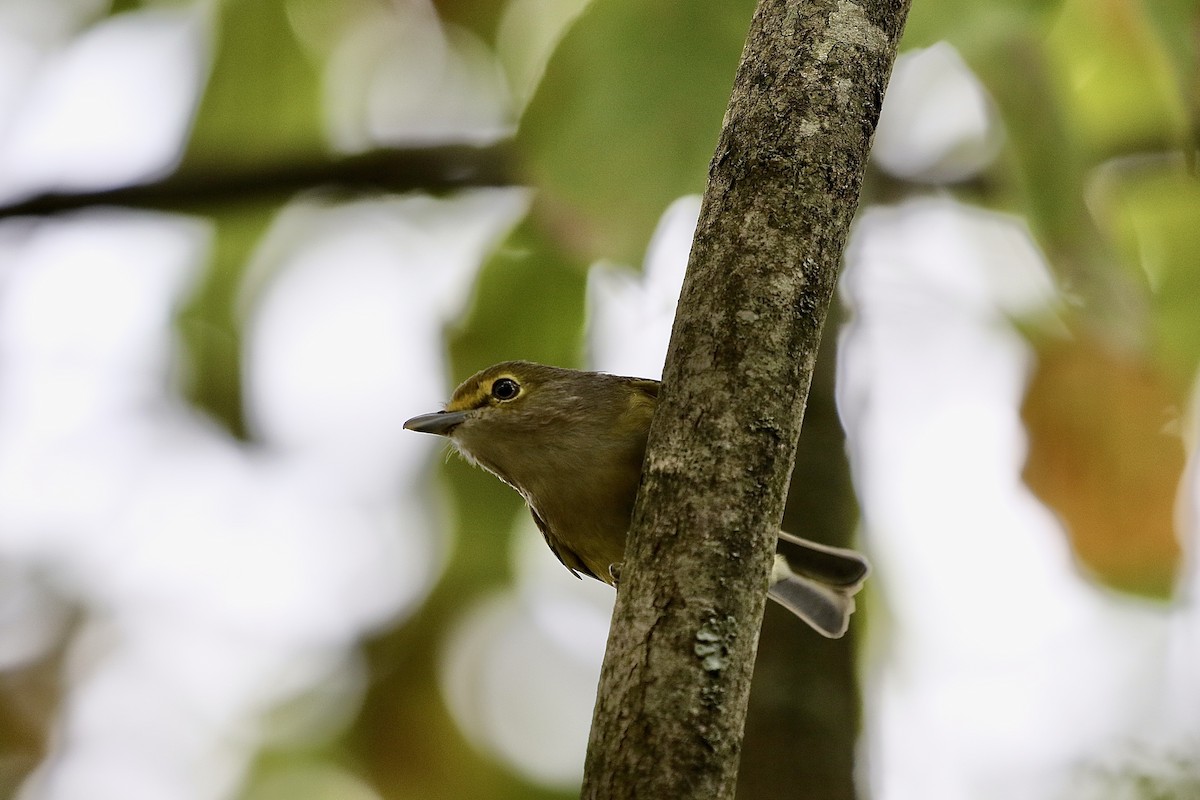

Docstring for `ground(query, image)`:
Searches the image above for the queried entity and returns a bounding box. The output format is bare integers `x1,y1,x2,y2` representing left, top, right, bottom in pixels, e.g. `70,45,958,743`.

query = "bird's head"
404,361,619,481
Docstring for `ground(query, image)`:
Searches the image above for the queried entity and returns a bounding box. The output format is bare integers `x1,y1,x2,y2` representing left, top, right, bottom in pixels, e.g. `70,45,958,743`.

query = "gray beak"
404,410,468,436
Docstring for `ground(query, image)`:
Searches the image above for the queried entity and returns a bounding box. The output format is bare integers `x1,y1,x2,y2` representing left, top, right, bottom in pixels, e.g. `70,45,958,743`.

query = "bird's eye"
491,377,520,401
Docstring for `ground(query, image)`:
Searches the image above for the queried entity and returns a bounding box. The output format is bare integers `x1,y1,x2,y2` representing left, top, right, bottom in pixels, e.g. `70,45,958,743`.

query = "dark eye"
491,377,520,401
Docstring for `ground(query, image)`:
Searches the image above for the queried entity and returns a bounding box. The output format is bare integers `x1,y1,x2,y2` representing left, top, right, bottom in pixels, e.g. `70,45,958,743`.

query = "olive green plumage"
405,361,868,637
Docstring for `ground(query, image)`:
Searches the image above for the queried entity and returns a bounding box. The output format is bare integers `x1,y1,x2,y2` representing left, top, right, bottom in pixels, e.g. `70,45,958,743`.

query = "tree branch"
0,144,513,218
580,1,909,798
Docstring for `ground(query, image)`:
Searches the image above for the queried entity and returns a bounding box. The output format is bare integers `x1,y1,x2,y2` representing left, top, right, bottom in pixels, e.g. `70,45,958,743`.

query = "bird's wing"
529,506,601,582
622,377,661,400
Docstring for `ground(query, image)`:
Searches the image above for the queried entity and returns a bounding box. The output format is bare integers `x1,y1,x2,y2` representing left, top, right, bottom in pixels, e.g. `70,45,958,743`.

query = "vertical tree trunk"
580,1,910,798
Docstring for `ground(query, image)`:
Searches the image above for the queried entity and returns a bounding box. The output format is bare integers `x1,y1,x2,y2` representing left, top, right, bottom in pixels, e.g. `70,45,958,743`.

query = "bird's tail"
767,535,869,638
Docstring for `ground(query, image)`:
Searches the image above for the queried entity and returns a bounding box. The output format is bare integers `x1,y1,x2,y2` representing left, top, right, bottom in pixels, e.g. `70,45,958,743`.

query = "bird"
404,361,868,637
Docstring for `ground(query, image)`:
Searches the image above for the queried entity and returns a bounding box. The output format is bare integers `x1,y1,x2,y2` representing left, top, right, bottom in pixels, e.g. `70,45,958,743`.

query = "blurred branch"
580,0,909,798
0,144,515,217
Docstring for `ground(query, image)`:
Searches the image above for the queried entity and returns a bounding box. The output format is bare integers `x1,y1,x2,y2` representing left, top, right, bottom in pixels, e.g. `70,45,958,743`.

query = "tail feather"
768,553,864,638
777,530,870,587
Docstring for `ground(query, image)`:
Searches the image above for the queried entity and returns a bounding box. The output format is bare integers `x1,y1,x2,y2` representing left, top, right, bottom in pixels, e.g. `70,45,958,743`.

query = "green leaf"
1104,164,1200,385
899,0,1053,53
176,201,279,438
449,217,588,378
516,0,756,263
181,0,326,178
1044,0,1191,158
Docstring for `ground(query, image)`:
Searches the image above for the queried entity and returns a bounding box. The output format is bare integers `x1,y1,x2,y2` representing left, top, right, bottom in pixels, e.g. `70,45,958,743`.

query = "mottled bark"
580,1,910,799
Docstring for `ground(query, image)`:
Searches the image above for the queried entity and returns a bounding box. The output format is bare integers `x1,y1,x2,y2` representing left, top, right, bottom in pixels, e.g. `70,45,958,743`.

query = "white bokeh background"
0,2,208,203
0,191,530,800
841,198,1198,800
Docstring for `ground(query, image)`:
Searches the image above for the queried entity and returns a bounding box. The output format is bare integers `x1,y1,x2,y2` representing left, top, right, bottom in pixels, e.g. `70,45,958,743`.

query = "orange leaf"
1021,338,1183,598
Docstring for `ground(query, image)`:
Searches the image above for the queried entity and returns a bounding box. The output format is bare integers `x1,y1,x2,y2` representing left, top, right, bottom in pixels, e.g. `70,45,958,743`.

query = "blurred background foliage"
0,0,1196,799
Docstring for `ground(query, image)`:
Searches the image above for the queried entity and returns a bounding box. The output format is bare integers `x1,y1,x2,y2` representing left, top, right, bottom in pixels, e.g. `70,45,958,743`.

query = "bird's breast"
519,451,642,583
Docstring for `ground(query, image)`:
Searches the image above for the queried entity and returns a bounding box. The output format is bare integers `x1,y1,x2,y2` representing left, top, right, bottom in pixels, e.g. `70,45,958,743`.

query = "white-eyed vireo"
404,361,868,637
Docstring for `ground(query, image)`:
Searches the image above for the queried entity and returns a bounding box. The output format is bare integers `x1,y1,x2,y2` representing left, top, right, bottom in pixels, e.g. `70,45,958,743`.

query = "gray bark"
579,1,910,798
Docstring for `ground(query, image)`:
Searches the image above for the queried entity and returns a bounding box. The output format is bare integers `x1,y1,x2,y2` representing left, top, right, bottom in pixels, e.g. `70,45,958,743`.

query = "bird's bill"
404,410,469,436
